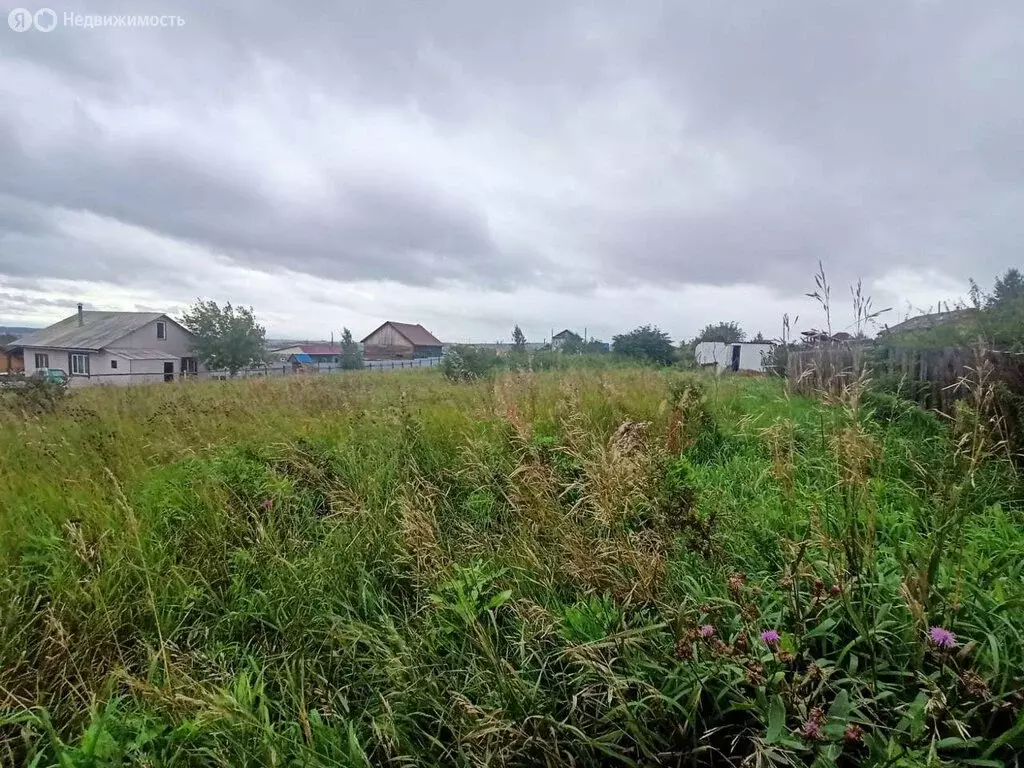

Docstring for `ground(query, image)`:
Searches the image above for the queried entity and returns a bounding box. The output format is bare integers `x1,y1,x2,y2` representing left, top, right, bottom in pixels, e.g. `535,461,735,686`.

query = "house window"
110,360,118,370
34,353,49,369
70,353,90,376
156,321,166,340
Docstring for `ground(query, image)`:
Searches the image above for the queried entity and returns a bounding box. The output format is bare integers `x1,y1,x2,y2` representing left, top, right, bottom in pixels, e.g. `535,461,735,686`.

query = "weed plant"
0,368,1021,766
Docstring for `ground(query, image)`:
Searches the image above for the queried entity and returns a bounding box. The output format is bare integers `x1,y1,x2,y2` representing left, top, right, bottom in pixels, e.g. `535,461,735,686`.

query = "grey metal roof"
12,312,170,351
105,347,180,360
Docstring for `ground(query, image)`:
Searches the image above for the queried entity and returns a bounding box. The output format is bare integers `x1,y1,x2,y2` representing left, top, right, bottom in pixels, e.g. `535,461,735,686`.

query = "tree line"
176,300,760,377
180,300,362,376
503,321,758,368
174,265,1024,378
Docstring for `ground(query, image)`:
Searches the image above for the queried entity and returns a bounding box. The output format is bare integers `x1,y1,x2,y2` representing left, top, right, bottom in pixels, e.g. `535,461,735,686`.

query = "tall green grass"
0,368,1021,766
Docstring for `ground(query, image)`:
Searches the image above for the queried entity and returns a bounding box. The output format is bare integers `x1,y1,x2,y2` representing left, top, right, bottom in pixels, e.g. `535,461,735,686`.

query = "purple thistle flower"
760,630,781,648
928,626,957,649
799,719,822,740
799,706,826,741
261,498,274,510
699,625,716,638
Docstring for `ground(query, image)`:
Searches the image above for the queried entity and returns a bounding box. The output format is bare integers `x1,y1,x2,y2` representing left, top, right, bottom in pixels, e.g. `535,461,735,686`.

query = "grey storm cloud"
1,132,506,285
2,0,1023,297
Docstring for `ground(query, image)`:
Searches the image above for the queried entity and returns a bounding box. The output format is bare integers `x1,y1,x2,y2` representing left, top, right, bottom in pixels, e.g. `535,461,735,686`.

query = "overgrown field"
1,369,1022,766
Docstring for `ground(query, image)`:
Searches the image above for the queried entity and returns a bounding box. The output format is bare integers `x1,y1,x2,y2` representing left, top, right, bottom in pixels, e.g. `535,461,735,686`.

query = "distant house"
0,344,24,375
361,322,443,360
551,329,582,350
0,327,28,373
7,304,201,387
695,341,774,374
270,344,344,369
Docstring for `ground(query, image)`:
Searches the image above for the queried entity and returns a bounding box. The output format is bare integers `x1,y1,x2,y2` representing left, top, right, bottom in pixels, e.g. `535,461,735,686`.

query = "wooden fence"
787,345,1024,413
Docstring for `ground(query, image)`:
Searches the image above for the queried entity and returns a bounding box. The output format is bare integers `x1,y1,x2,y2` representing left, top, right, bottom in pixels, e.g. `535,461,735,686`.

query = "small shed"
694,341,775,373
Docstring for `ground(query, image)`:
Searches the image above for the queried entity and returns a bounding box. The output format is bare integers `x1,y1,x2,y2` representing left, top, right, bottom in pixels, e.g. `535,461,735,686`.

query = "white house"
9,304,202,387
550,329,583,350
694,341,775,373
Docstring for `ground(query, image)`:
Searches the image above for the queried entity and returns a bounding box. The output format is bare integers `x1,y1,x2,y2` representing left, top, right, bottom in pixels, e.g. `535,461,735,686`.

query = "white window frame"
34,353,49,369
70,353,90,376
156,321,167,340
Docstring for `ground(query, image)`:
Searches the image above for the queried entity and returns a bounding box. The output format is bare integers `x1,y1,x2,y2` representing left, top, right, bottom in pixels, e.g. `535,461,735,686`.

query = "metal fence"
4,357,443,388
205,357,442,379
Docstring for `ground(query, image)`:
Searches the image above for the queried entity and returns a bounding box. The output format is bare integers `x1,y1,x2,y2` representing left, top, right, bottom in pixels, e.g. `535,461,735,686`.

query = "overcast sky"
2,1,1022,342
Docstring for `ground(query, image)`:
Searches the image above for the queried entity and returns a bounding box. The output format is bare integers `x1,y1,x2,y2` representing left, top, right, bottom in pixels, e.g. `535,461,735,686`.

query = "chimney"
77,303,83,326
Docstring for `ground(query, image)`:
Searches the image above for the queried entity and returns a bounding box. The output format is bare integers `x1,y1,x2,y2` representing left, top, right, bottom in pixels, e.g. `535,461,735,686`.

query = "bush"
612,325,675,365
5,376,68,415
763,344,790,376
440,345,500,381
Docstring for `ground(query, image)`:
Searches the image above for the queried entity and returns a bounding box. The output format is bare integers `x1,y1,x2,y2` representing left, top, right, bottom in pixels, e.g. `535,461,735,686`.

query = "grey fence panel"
36,357,445,386
201,357,442,380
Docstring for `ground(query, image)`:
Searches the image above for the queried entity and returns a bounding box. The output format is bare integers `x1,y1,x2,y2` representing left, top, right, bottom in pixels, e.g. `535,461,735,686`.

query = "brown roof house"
361,322,443,360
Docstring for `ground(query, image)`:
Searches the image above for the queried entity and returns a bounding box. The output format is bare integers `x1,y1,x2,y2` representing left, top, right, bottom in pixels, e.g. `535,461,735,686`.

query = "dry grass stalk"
398,481,448,582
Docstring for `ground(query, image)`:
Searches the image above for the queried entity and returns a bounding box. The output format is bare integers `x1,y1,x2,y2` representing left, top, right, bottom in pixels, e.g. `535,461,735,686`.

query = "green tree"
676,341,697,369
561,335,585,355
752,331,766,343
969,278,983,309
612,325,674,365
696,321,745,343
582,338,609,355
340,327,363,370
980,297,1024,352
988,268,1024,307
180,300,267,376
512,325,526,351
